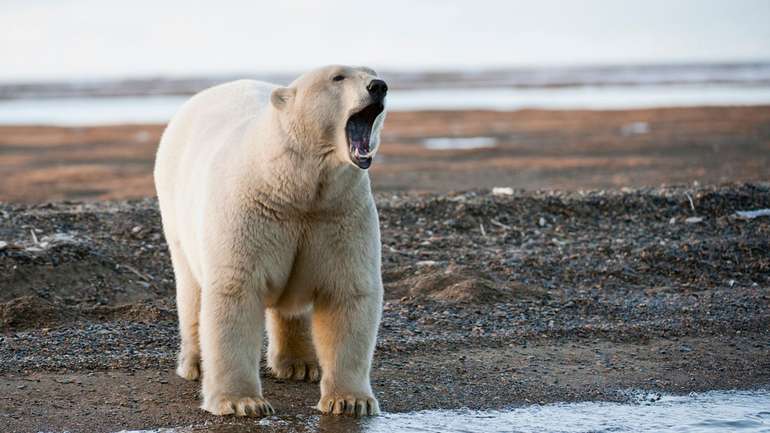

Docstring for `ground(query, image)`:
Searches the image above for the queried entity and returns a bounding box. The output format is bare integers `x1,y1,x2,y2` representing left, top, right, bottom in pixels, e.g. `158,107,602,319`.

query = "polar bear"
153,65,387,417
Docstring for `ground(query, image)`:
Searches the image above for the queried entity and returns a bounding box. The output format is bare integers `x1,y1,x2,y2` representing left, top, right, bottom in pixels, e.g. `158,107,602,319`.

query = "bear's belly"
263,255,318,315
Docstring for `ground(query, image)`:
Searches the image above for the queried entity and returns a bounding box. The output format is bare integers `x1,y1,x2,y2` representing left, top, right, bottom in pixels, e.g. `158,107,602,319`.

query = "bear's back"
182,79,275,126
154,80,278,237
165,79,275,153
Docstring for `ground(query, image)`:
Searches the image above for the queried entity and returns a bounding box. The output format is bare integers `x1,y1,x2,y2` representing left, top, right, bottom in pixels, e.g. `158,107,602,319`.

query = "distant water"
2,84,770,125
3,63,770,98
115,389,770,433
2,63,770,125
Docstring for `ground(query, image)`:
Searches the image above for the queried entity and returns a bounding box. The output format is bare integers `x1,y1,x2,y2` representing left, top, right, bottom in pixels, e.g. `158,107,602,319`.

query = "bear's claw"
271,360,320,382
317,394,379,417
202,396,275,417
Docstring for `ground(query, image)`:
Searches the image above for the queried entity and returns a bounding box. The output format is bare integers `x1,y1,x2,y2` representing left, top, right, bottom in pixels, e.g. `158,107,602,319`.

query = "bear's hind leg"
266,309,320,382
169,240,202,381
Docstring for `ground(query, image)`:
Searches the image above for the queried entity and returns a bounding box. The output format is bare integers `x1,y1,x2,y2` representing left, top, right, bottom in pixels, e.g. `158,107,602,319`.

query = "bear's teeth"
360,147,375,158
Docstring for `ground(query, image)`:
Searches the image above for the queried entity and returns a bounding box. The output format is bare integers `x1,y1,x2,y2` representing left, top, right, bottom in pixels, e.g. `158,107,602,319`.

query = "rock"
734,209,770,220
492,187,514,196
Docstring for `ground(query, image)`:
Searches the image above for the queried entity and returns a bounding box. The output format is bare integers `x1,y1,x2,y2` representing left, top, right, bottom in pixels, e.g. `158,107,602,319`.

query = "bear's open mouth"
346,102,384,169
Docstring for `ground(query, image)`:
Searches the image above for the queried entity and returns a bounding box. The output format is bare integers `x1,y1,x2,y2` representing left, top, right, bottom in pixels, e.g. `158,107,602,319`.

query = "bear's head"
271,65,387,170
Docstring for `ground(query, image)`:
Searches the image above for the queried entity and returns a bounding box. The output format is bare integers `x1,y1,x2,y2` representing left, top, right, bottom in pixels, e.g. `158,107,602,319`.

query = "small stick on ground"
685,192,696,212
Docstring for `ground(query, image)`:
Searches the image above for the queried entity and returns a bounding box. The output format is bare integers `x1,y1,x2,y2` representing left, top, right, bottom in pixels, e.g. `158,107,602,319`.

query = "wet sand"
1,106,769,202
1,184,769,432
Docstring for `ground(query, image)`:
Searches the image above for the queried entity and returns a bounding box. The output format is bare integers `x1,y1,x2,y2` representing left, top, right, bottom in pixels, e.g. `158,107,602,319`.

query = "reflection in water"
116,389,770,433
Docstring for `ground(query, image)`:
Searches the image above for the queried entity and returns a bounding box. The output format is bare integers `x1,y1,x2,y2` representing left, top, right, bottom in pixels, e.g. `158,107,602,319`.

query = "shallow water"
3,84,770,125
115,389,770,433
422,136,498,150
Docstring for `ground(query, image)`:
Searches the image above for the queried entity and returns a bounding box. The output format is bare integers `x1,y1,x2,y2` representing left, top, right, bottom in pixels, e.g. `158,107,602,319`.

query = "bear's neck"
245,126,370,215
284,148,370,210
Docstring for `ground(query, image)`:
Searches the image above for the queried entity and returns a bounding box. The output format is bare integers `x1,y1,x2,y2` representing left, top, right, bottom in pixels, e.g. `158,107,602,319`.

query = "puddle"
113,389,770,433
365,390,770,433
620,121,650,136
422,136,497,150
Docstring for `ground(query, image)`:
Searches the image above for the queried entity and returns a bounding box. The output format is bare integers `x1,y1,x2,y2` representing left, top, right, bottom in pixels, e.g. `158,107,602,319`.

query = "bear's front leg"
198,282,274,417
312,290,382,417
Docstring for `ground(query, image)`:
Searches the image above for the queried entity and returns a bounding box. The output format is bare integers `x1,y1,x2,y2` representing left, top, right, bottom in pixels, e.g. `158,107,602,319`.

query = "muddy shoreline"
2,106,769,203
1,184,768,432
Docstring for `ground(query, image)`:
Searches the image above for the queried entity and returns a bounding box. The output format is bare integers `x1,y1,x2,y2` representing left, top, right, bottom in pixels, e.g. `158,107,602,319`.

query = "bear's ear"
271,87,296,110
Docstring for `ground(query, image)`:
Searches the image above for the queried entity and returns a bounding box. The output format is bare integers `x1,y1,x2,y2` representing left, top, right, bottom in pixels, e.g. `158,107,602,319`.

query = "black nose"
367,79,388,100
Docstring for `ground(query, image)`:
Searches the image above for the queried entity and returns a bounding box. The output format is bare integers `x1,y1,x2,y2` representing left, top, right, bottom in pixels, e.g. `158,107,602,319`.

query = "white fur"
154,65,386,417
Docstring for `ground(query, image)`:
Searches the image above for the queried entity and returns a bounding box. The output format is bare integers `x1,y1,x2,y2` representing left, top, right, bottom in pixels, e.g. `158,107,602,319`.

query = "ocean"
1,63,769,125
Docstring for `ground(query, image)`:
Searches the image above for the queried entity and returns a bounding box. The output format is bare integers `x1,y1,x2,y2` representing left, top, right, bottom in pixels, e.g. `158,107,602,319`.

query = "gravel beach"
1,184,768,432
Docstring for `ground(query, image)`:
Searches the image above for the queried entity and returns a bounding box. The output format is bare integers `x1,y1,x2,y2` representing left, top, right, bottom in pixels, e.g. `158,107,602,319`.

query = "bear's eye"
332,75,345,82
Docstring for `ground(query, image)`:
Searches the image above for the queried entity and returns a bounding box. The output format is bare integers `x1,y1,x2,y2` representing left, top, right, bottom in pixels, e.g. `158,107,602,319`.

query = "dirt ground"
1,106,769,431
1,106,769,202
1,184,769,432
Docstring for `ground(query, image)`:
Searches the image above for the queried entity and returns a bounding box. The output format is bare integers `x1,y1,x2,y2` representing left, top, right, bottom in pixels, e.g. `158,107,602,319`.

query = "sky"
1,0,770,82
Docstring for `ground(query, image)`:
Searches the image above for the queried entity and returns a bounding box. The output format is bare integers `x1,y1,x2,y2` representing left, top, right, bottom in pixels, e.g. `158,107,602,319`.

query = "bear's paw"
317,394,380,417
202,395,275,417
269,358,320,382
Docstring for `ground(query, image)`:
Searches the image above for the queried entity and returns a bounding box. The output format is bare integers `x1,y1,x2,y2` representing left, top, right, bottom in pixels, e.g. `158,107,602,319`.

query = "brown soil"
1,184,769,432
1,107,769,202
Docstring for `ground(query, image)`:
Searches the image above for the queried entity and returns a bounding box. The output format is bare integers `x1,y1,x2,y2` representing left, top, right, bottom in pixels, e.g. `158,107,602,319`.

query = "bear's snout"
366,79,388,102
